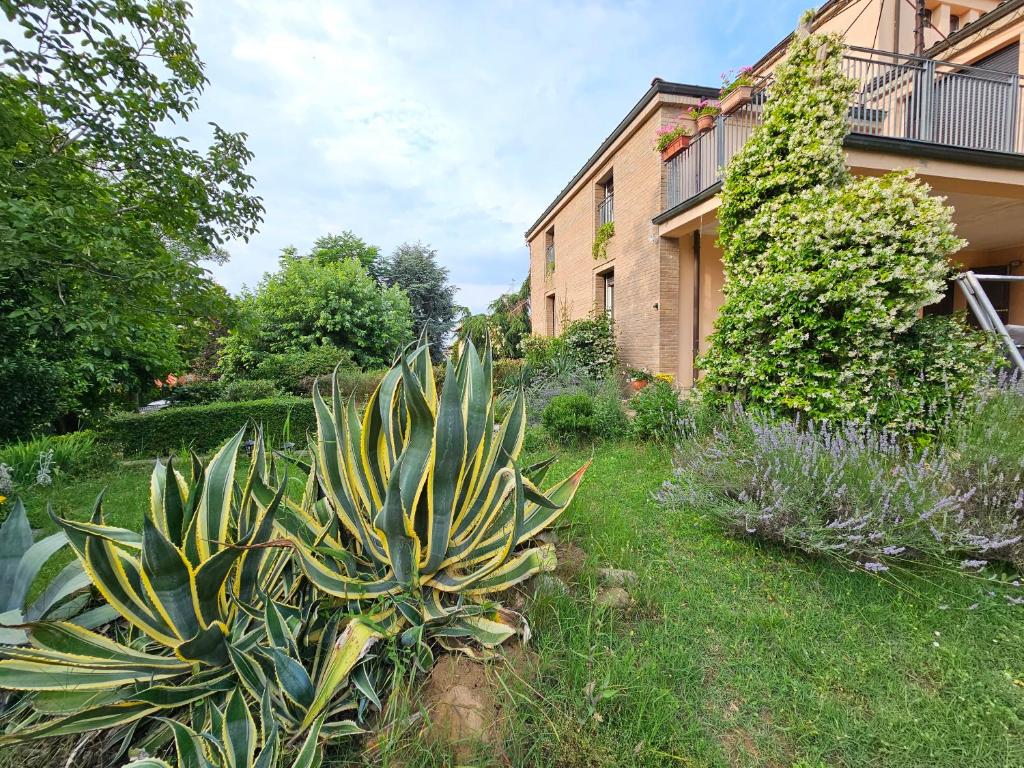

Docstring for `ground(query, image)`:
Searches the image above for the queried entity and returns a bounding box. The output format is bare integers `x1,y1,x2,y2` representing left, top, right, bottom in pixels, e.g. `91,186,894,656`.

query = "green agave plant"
280,339,589,703
0,431,363,758
0,498,114,646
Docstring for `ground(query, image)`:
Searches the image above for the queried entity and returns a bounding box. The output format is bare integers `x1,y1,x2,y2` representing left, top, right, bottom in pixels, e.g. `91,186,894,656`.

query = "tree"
374,242,459,360
487,277,531,359
219,247,413,375
0,2,262,435
308,231,380,269
700,20,998,431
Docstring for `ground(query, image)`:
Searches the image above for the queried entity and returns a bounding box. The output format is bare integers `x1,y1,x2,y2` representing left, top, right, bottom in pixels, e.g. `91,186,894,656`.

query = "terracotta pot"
660,133,691,162
696,113,716,132
631,379,649,391
719,85,753,115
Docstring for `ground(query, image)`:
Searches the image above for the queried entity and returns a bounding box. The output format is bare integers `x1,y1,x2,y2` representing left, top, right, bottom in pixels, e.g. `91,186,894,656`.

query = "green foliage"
169,380,225,406
542,393,596,444
493,358,526,390
100,398,315,456
592,222,615,260
0,431,114,490
324,367,387,402
701,28,997,431
562,313,618,378
630,381,691,442
307,231,380,269
219,248,413,374
374,242,460,360
485,277,531,359
221,379,282,402
592,386,630,441
0,3,260,437
249,345,356,394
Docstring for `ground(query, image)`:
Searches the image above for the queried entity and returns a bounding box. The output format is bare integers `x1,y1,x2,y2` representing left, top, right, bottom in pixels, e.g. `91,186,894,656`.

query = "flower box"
660,133,690,162
719,84,753,115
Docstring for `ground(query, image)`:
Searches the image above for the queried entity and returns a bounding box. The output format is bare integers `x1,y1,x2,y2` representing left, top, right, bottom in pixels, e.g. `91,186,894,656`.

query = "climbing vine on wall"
700,16,1001,431
592,221,615,260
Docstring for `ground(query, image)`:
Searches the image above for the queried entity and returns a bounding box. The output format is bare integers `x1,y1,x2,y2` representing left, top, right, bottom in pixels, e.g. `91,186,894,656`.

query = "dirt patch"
553,541,587,582
498,638,541,682
419,654,504,764
720,727,762,767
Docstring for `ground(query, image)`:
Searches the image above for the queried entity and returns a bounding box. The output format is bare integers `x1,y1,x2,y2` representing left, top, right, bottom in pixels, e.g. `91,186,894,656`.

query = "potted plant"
655,120,693,162
627,366,654,391
719,66,754,115
690,99,719,132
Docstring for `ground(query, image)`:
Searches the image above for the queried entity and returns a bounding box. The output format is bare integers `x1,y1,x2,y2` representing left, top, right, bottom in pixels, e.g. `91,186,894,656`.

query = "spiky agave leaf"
0,429,363,756
0,498,113,645
279,339,589,719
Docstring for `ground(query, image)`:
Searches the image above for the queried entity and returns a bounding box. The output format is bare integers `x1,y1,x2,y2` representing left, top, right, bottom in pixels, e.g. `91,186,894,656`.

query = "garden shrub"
0,430,114,491
169,379,224,405
493,358,526,390
630,381,693,442
221,378,282,402
542,393,596,444
315,367,387,401
100,397,315,455
562,313,617,378
659,388,1024,602
250,344,355,393
592,379,630,440
701,23,999,432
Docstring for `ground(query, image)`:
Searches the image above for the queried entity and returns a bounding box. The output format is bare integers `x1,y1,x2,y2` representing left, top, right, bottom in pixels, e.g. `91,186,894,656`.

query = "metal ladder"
954,271,1024,372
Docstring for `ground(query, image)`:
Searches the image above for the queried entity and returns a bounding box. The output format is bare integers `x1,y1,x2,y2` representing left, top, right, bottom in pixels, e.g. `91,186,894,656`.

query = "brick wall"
528,94,702,375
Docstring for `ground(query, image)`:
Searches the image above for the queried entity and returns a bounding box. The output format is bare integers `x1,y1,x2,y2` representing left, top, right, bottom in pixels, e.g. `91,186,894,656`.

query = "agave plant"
280,339,588,714
0,498,114,646
0,430,362,759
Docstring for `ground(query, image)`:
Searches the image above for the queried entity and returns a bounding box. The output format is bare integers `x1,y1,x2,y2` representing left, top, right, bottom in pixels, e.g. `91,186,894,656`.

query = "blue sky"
189,0,813,312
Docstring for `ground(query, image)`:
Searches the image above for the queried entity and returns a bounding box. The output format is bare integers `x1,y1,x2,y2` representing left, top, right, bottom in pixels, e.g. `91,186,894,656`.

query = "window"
546,294,556,336
545,227,555,272
597,173,614,226
950,14,960,34
603,271,615,319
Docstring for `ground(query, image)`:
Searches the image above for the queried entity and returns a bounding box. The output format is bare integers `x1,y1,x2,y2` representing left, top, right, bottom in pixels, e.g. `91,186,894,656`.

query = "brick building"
526,0,1024,387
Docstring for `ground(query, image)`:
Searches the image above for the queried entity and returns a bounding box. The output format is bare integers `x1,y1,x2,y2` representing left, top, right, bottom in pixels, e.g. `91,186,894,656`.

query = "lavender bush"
659,374,1024,602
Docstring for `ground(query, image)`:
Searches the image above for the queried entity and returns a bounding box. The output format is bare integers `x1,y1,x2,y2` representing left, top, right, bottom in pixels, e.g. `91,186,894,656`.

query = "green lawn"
9,442,1024,767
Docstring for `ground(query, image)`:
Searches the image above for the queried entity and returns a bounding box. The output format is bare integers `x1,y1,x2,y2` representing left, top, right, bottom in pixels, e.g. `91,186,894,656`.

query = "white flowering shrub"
701,24,1000,431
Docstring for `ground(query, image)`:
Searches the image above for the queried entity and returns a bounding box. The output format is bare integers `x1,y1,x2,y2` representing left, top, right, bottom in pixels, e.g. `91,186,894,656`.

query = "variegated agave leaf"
280,339,589,723
0,498,114,645
0,430,361,753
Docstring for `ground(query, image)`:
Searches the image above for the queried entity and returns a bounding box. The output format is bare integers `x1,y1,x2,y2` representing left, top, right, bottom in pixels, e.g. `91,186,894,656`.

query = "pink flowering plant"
690,99,719,120
655,119,692,152
720,66,754,98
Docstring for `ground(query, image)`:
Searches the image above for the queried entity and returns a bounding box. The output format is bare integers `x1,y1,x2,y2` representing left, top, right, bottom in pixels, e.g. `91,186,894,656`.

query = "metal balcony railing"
663,46,1024,213
598,192,614,225
545,243,555,272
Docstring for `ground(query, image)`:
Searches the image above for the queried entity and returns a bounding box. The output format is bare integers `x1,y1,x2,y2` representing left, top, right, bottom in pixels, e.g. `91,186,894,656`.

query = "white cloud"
189,0,803,306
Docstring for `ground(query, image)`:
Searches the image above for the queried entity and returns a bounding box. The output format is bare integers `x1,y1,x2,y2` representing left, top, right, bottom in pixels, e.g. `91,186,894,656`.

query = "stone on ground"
597,567,637,588
595,586,632,608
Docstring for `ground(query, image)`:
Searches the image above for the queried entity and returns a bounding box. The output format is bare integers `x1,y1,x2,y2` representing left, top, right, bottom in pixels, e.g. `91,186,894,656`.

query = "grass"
494,441,1024,768
4,441,1023,767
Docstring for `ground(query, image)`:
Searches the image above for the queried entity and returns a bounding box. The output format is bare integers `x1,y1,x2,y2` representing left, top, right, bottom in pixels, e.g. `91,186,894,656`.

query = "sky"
186,0,814,312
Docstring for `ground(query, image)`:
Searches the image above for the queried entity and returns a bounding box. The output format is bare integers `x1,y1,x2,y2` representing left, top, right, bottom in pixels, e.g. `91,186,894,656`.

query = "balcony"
661,46,1024,215
598,192,614,225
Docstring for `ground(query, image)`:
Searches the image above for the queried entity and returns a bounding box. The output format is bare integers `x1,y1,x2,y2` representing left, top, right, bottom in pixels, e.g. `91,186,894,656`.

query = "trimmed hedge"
100,397,316,456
